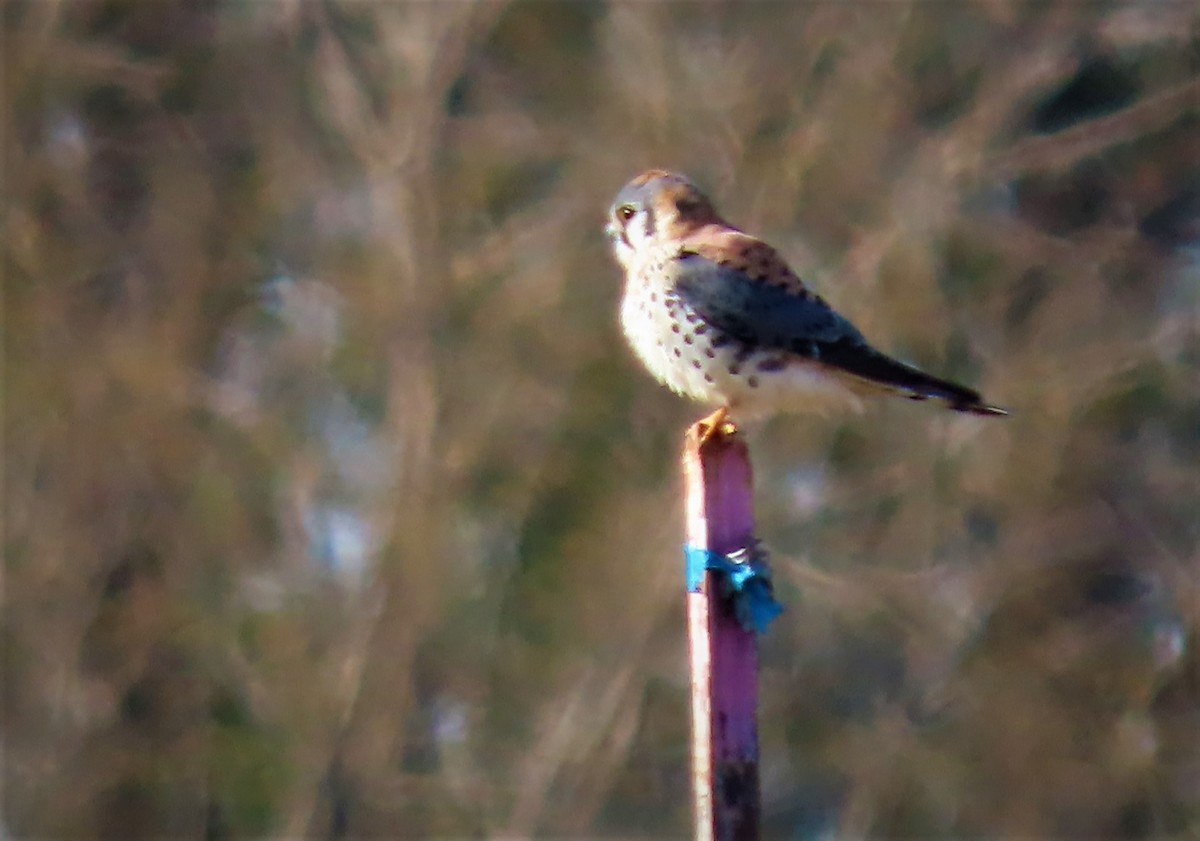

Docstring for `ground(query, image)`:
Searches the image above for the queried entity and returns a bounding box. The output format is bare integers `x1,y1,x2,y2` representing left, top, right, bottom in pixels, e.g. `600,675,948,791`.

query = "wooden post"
684,430,760,841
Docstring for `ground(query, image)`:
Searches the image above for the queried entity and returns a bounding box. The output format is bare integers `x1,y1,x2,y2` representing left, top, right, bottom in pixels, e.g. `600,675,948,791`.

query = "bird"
605,169,1006,441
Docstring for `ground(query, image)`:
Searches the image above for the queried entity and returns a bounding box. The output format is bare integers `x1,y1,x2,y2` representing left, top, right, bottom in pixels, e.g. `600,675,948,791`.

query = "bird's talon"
692,407,737,446
699,421,737,444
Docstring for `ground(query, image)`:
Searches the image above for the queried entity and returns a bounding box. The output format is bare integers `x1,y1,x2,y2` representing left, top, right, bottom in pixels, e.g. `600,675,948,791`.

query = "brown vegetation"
4,1,1198,837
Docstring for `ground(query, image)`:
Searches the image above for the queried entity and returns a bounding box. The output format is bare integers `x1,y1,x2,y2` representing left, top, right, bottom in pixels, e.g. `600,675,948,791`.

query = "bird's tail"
821,341,1007,417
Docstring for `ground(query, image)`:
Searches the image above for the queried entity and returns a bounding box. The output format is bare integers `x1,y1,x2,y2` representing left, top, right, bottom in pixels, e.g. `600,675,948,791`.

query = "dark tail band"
819,339,1008,417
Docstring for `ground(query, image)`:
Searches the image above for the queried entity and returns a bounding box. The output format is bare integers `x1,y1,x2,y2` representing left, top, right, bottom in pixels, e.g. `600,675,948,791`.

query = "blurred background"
4,1,1198,838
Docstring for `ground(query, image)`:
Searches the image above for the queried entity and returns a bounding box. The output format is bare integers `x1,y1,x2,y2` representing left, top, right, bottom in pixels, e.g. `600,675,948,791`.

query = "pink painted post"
683,430,760,841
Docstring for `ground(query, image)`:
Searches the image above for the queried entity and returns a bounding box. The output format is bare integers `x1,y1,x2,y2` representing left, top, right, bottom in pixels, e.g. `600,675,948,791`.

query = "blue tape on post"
684,544,783,635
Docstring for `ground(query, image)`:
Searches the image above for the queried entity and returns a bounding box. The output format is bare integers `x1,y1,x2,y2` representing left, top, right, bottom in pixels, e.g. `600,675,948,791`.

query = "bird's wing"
673,235,1006,415
674,235,863,348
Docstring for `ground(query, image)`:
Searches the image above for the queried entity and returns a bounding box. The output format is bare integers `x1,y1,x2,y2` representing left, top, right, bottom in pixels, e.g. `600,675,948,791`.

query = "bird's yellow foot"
691,407,738,446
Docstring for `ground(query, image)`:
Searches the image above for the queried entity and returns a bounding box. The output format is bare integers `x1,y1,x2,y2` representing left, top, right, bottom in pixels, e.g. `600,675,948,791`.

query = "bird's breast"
620,264,770,407
619,262,864,417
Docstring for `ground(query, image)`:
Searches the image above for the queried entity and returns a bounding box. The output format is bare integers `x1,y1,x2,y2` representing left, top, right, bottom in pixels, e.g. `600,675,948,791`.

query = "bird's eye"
617,204,636,222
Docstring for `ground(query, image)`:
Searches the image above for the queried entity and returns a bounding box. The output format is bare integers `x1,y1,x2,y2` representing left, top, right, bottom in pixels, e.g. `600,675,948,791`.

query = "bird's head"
606,170,725,269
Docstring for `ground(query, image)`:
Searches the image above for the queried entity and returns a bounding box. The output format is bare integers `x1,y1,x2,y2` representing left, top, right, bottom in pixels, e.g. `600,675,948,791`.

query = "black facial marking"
642,205,656,241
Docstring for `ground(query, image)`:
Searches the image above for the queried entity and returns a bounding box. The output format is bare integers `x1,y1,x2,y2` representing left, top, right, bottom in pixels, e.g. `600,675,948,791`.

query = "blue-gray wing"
670,251,864,353
671,250,1006,414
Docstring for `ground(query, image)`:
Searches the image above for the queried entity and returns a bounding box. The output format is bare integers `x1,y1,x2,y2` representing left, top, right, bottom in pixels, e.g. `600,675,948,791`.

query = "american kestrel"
606,170,1006,439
